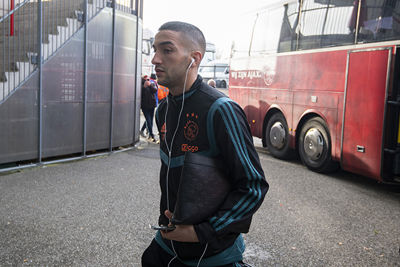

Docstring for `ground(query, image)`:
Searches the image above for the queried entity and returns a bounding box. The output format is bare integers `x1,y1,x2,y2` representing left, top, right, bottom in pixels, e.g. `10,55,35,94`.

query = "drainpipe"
10,0,14,36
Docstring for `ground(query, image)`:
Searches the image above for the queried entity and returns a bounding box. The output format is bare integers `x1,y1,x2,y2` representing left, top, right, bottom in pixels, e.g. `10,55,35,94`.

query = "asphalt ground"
243,147,400,266
0,140,161,266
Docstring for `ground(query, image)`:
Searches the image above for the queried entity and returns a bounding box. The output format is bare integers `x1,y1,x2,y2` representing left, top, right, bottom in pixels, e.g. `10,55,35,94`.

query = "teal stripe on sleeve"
208,99,254,227
210,101,263,230
225,102,262,179
210,103,257,228
221,103,264,225
206,97,232,156
216,181,262,231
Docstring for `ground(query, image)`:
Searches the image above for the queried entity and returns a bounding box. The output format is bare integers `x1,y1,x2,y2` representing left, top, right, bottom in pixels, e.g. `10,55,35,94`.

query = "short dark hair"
158,21,206,56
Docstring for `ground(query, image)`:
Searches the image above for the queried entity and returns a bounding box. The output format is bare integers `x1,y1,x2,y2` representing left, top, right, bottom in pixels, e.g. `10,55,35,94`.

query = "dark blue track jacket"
154,75,269,264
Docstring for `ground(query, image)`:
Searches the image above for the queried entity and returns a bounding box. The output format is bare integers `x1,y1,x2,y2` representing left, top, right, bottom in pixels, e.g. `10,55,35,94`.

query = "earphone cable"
162,59,194,263
196,243,208,267
164,60,193,213
167,254,177,267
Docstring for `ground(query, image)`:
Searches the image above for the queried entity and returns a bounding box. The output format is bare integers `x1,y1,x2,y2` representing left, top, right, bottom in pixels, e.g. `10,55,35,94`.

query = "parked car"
199,60,229,88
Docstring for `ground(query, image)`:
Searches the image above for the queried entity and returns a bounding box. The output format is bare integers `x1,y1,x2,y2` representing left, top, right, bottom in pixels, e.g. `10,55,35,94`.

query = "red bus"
229,0,400,183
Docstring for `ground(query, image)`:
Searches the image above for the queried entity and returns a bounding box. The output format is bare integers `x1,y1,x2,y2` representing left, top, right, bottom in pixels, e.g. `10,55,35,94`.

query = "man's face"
151,30,191,92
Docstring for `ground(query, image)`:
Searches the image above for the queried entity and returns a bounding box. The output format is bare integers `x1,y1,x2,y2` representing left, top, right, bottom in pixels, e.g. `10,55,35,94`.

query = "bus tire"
298,117,338,173
221,80,227,88
265,112,292,159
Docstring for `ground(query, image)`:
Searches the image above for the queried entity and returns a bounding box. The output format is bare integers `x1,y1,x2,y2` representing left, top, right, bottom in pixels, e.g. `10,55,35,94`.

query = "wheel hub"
303,128,324,160
269,122,286,149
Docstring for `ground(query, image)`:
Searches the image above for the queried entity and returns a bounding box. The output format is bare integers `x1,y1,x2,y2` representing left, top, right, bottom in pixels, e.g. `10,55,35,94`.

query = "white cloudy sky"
142,0,276,58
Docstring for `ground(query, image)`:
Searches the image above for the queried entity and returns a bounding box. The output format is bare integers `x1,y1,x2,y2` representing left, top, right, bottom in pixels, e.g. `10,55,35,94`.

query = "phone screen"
149,224,176,231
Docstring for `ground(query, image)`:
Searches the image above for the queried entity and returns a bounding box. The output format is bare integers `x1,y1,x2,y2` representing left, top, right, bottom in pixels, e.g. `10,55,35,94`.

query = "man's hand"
160,210,199,243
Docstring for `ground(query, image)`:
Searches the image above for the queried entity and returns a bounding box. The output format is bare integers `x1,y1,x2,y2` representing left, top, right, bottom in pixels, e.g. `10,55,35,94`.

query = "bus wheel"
221,80,227,88
298,117,338,173
265,113,291,159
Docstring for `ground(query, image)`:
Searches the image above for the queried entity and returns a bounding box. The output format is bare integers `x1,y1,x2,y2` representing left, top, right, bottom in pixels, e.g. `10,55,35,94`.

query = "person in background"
140,75,149,137
150,73,159,106
142,21,268,267
140,75,158,143
157,84,169,101
207,79,216,88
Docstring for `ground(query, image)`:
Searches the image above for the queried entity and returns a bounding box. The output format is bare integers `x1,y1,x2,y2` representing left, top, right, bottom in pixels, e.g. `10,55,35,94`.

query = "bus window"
231,12,256,58
251,6,285,54
298,0,355,50
278,2,300,53
142,39,151,55
357,0,400,43
201,42,216,65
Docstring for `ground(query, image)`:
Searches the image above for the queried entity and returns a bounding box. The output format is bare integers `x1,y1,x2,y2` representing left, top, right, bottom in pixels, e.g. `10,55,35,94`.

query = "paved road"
244,143,400,266
0,138,399,266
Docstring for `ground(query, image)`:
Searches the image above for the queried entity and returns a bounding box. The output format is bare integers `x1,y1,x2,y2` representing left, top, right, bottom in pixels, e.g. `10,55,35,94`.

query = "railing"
113,0,136,13
1,0,32,102
0,0,138,103
0,0,24,19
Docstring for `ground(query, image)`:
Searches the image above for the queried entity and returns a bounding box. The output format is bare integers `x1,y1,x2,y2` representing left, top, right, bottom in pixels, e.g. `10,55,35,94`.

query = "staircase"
0,0,105,103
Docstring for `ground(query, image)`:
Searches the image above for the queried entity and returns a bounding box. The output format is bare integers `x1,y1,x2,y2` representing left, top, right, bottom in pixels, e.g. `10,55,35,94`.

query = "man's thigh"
142,239,186,267
141,239,252,267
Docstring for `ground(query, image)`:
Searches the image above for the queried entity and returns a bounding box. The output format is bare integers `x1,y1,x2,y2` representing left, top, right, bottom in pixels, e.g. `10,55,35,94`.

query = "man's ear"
190,51,203,68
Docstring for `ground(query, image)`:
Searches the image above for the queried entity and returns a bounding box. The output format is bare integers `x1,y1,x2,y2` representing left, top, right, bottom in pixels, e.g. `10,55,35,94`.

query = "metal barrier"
0,0,142,172
114,0,135,13
0,0,139,103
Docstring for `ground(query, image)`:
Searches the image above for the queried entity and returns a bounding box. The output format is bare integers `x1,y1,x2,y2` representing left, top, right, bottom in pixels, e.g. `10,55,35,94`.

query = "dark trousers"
142,239,251,267
141,107,155,138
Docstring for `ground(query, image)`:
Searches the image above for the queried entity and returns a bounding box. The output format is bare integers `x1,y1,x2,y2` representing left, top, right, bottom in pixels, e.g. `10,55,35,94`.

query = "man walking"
142,21,268,266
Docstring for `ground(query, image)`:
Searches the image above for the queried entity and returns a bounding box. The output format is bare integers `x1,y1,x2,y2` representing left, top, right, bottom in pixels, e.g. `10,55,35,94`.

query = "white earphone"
188,57,195,69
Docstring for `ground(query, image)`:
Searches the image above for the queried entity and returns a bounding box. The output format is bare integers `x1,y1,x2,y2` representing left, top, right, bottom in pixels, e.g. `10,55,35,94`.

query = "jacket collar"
168,75,203,102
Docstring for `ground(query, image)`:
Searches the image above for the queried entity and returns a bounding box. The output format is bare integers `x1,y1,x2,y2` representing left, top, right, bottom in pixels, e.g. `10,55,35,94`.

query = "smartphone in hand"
149,224,176,232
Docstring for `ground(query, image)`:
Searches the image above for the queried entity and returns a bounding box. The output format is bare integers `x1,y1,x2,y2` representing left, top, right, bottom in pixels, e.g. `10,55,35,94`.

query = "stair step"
0,61,36,95
0,0,104,102
0,17,80,72
0,16,69,29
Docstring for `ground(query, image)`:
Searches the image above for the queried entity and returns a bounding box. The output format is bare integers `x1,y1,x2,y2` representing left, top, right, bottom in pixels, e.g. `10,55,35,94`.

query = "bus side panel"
230,55,293,139
233,88,293,139
243,88,260,136
260,89,293,142
287,50,347,160
288,51,347,92
292,93,341,160
342,49,390,181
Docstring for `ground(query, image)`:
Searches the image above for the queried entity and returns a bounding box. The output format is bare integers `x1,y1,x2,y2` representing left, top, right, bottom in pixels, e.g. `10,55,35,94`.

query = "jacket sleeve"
194,99,269,245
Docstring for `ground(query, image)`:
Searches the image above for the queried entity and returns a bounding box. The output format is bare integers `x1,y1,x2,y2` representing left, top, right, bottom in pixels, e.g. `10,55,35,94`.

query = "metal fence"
0,0,129,103
0,0,143,172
